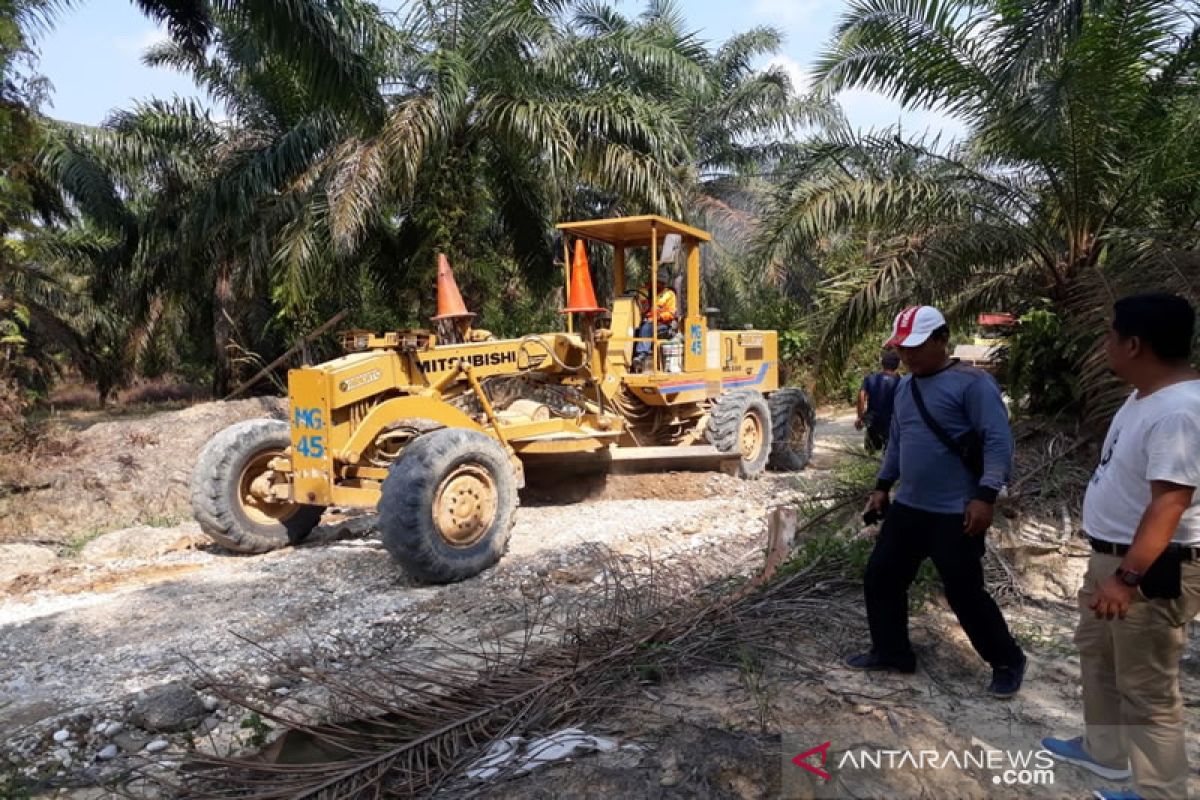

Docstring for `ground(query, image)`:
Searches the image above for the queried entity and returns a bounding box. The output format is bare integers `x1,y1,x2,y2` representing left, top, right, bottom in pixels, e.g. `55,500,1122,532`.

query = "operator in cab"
632,266,677,372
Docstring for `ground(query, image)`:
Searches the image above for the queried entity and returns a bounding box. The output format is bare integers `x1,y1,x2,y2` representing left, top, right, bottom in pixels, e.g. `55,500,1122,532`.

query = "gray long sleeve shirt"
876,361,1013,514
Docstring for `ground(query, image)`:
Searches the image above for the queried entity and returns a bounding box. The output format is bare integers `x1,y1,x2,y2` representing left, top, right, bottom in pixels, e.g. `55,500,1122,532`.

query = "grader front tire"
706,390,772,479
190,419,324,553
379,428,518,585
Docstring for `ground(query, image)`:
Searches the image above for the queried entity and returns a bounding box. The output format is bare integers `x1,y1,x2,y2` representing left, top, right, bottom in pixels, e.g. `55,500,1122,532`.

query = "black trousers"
864,502,1023,668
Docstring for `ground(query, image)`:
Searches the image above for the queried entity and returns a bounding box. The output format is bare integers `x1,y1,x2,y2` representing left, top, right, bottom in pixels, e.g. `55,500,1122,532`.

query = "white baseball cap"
886,306,947,348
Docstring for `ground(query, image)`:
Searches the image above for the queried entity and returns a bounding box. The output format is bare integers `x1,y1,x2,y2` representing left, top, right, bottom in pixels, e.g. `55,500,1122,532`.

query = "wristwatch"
1115,567,1142,587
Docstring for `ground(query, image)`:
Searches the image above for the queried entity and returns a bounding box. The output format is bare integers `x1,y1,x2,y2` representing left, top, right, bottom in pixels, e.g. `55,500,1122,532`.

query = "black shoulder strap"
909,377,963,458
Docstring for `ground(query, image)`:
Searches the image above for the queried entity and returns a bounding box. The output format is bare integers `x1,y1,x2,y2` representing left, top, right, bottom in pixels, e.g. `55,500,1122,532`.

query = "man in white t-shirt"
1042,293,1200,800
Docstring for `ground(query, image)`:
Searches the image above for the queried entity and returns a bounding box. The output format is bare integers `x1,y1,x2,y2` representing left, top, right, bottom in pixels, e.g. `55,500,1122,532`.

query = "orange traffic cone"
561,239,604,315
431,253,476,320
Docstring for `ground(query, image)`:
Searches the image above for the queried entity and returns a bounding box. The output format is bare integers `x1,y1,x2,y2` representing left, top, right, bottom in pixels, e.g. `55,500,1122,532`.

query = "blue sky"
34,0,964,139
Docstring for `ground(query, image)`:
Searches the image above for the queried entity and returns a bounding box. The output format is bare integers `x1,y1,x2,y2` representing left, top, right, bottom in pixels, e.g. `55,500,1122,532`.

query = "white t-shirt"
1083,380,1200,545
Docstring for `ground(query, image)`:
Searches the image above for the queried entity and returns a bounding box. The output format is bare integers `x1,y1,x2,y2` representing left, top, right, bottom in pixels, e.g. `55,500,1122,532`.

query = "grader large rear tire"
768,388,816,471
190,419,325,553
705,389,771,479
379,428,518,584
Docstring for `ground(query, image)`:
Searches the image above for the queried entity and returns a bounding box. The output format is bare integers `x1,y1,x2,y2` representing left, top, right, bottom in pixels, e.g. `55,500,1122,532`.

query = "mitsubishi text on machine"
417,349,520,374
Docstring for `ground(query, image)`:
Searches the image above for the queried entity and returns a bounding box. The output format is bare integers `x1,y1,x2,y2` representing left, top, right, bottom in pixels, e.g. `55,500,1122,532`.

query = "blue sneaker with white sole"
1040,736,1131,780
1092,790,1143,800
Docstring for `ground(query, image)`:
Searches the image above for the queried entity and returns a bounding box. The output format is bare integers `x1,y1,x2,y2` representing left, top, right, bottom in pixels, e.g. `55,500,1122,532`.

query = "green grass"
0,753,44,799
61,512,181,557
63,527,105,557
778,528,873,579
735,645,775,733
138,513,183,528
633,641,671,684
777,452,942,609
240,712,271,749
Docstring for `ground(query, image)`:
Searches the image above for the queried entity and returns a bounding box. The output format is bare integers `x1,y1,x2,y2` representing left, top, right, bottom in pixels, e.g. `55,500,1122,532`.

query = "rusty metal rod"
224,310,349,400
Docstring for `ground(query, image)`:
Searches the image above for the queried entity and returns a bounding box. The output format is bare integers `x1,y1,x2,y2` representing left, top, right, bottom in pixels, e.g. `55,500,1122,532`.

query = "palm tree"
758,0,1200,418
567,1,839,325
13,0,401,396
37,0,404,395
33,0,710,394
305,0,703,309
22,0,845,401
1,1,86,405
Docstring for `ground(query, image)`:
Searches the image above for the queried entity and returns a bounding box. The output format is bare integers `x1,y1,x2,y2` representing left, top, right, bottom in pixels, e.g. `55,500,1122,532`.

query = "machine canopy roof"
555,215,710,247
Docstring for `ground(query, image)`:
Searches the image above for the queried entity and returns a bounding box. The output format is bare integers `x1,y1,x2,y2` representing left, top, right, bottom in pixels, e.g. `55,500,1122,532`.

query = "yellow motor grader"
191,216,816,583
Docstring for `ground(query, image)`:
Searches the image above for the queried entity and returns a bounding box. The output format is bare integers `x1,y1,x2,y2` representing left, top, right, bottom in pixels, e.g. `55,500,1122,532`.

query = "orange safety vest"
638,284,677,324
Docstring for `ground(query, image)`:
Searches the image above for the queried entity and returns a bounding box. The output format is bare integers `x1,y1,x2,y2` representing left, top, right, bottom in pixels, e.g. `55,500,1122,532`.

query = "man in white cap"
847,306,1026,698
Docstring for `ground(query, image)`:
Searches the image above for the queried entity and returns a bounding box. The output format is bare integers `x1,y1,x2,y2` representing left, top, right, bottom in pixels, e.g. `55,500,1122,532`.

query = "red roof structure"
977,313,1017,327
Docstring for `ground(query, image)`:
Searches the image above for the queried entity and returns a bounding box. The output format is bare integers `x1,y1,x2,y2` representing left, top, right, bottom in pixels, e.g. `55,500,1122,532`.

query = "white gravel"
0,415,857,780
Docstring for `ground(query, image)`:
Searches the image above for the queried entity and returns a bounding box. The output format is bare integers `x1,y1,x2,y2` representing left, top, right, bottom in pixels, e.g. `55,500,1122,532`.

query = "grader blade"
520,444,737,475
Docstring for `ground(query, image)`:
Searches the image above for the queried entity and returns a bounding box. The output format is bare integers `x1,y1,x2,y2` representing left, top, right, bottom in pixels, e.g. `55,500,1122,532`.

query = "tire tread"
767,388,816,471
189,419,323,553
378,429,518,584
704,389,772,478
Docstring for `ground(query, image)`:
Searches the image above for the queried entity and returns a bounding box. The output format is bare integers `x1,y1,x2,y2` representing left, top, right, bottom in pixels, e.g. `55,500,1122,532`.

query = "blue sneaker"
1041,736,1130,780
1092,790,1143,800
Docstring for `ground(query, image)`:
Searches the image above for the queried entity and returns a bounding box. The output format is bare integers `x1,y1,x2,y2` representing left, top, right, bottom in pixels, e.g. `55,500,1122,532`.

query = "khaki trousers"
1076,552,1200,799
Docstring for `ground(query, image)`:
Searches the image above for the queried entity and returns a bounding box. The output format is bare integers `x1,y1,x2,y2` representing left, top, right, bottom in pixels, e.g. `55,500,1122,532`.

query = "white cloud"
113,26,169,56
836,88,968,143
763,54,811,95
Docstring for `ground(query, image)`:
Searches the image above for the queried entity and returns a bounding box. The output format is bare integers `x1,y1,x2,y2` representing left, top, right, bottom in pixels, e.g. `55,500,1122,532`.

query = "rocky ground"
2,400,1198,799
0,397,290,546
0,402,855,794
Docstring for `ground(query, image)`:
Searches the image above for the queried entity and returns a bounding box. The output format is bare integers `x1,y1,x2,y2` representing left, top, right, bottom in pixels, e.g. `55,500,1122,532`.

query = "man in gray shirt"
846,306,1026,698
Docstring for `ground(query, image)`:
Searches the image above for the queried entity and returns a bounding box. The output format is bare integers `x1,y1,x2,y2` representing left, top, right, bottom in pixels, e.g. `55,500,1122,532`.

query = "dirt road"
0,413,859,780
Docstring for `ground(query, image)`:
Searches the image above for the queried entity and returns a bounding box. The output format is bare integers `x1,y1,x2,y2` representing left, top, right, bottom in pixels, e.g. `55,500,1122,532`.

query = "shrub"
1004,309,1081,415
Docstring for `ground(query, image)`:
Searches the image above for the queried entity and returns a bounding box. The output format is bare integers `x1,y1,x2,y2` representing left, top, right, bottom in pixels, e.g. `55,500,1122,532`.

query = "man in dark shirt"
846,306,1026,699
857,351,901,452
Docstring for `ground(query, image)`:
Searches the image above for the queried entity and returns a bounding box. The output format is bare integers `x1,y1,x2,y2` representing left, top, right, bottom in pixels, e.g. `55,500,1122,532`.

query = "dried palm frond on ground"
984,540,1024,607
150,528,1021,799
1006,422,1095,508
142,530,863,799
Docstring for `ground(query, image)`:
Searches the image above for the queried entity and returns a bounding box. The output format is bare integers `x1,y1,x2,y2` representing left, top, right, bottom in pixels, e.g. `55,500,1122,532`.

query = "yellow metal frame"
557,215,713,371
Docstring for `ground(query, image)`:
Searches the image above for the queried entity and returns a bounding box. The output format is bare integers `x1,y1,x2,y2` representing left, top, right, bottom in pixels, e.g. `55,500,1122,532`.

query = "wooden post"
753,505,798,587
223,309,348,401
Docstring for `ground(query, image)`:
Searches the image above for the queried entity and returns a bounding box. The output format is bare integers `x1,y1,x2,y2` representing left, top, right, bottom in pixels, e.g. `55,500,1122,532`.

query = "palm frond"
208,0,391,127
813,0,999,119
133,0,212,53
36,127,136,236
